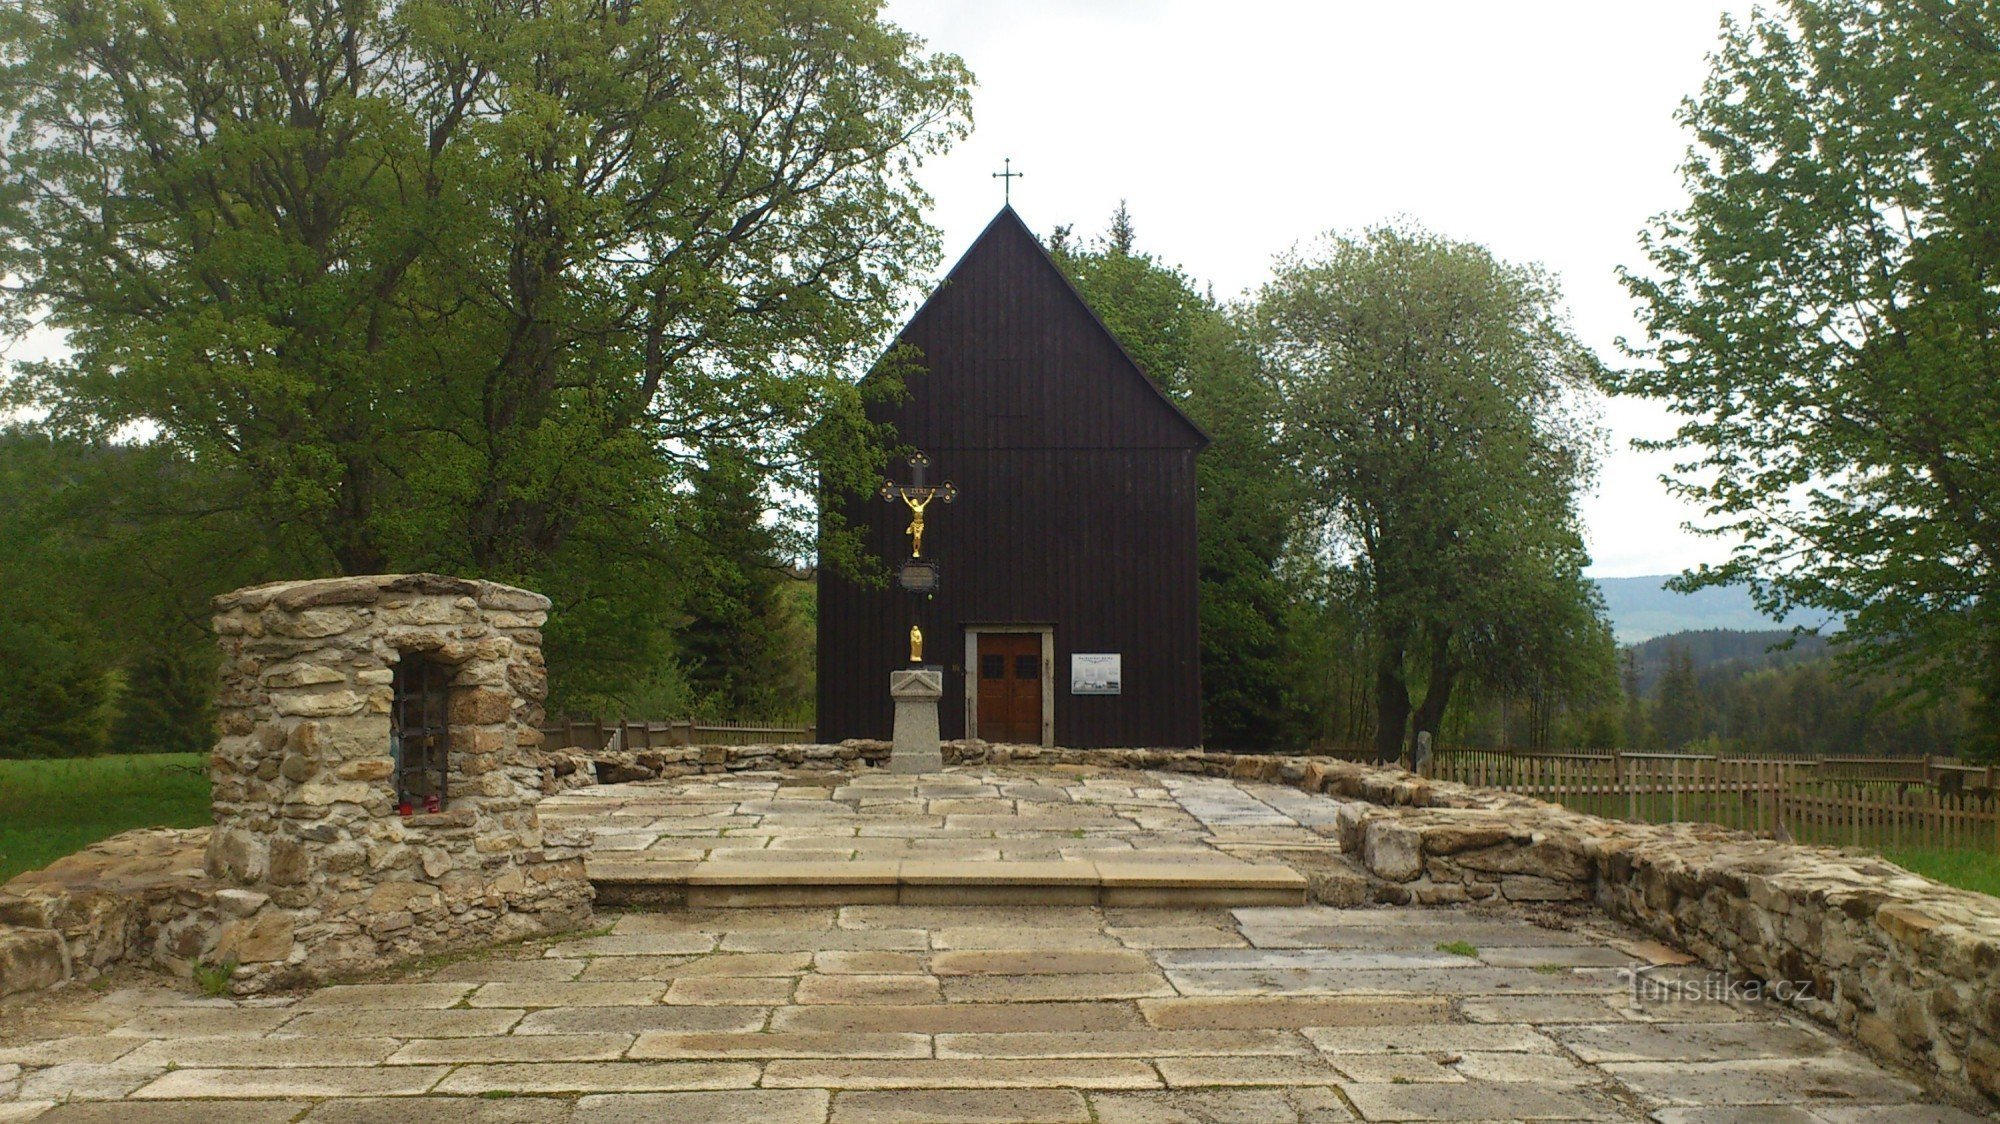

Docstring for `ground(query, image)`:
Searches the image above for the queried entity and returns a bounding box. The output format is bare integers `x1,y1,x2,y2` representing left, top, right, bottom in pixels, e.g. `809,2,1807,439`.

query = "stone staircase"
589,857,1310,909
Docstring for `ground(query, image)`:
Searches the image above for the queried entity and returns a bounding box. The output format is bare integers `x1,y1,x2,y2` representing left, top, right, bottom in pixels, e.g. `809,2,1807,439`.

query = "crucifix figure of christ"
880,452,956,559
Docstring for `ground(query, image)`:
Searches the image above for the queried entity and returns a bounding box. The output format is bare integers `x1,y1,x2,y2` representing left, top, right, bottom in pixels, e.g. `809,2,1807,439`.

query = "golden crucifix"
879,453,956,559
903,491,938,555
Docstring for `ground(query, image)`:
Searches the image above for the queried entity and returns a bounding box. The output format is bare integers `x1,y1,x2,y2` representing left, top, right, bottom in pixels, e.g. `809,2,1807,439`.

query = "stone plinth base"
889,668,943,774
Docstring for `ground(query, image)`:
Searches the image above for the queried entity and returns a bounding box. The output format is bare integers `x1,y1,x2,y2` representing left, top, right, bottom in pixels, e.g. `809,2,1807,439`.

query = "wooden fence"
541,716,815,752
1426,748,2000,853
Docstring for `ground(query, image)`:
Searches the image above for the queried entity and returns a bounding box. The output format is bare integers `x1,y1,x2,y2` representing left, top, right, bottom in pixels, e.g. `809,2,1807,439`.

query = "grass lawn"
0,753,210,885
1879,846,2000,900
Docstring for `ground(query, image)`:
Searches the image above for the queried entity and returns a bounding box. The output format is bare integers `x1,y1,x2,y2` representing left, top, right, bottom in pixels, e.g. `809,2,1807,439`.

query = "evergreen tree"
111,631,215,755
1107,201,1137,255
1621,648,1649,749
677,451,811,719
1654,646,1702,751
0,619,107,759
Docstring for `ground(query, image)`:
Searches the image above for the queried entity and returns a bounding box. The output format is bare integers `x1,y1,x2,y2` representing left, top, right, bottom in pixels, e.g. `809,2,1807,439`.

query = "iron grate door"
392,659,451,814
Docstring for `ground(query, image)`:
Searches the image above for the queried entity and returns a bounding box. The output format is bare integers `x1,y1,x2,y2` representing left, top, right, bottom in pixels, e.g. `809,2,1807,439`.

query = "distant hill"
1625,628,1831,693
1594,575,1835,644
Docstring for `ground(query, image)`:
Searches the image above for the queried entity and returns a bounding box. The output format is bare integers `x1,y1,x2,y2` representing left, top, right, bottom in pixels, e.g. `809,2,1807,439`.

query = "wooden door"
976,633,1042,744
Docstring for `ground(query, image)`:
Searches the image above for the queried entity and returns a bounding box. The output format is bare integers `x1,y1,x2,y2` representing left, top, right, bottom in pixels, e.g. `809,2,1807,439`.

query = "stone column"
889,668,944,774
204,574,591,988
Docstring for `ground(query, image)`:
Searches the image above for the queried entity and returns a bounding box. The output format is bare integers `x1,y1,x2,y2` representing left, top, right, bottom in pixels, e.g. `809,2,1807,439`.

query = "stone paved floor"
0,769,1987,1122
539,769,1342,876
0,902,1981,1122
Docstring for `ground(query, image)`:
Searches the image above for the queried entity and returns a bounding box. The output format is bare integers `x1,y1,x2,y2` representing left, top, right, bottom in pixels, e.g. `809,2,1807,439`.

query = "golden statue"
909,624,924,663
902,491,937,557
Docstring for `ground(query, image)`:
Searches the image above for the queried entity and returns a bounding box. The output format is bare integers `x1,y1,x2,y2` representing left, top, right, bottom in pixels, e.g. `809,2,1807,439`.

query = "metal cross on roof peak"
993,157,1023,204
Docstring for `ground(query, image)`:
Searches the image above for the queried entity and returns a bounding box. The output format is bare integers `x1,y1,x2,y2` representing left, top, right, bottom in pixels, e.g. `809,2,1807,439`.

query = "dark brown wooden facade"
817,207,1206,748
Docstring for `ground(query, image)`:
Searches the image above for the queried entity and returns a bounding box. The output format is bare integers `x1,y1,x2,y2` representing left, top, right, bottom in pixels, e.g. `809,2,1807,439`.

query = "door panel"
976,633,1043,744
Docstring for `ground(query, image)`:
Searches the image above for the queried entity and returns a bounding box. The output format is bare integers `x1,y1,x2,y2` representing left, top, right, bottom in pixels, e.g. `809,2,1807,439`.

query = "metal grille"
392,658,451,814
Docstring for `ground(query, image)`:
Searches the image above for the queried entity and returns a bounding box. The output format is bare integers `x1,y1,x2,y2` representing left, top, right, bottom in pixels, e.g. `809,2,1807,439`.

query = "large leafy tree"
1475,573,1620,751
1259,223,1607,762
1617,0,2000,756
0,0,968,710
1049,208,1324,749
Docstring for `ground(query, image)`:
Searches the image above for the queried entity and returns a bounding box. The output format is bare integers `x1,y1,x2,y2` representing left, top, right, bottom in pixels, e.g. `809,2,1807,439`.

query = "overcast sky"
880,0,1756,579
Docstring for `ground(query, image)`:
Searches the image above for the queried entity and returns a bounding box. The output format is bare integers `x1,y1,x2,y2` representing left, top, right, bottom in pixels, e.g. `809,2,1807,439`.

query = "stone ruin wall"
545,740,2000,1110
198,573,593,986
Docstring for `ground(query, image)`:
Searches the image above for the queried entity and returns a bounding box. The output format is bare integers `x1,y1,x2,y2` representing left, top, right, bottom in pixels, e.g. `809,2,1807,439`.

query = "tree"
1259,222,1607,762
1617,0,2000,758
677,448,812,719
0,0,969,710
1487,574,1621,750
0,429,245,756
1048,208,1324,749
1654,646,1702,751
0,616,108,759
1622,647,1649,749
111,633,215,756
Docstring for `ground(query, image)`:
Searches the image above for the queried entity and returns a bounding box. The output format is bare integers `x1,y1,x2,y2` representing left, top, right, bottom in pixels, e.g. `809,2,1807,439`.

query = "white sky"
881,0,1756,579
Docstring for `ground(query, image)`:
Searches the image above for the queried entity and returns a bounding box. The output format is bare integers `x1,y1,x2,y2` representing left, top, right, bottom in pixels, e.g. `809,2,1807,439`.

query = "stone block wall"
202,573,591,987
0,828,213,995
7,710,2000,1109
547,741,2000,1108
1272,756,2000,1111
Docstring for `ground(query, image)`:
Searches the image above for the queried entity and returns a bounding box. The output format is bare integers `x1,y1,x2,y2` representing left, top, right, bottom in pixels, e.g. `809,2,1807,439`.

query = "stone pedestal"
889,668,944,774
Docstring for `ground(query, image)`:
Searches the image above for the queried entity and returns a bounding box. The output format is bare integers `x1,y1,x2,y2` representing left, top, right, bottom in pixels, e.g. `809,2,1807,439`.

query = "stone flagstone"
0,766,1981,1122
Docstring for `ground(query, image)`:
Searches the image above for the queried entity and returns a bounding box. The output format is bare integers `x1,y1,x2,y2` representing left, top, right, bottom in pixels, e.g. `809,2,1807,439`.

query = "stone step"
588,858,1307,909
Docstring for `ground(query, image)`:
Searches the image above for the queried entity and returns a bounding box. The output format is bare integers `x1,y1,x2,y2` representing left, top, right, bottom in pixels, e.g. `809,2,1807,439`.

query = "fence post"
1784,756,1800,836
1669,758,1680,824
1759,758,1771,835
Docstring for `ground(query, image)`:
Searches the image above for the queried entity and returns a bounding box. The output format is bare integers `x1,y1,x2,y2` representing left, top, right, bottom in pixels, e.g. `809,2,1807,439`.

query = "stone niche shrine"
203,573,591,986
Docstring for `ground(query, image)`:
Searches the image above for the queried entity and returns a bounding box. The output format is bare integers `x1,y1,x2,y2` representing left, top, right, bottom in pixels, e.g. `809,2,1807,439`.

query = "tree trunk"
1976,627,2000,764
330,452,388,575
1410,634,1457,755
1374,640,1410,764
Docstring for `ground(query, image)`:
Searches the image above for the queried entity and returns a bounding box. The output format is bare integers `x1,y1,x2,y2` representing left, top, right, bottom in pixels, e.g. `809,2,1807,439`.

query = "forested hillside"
1620,629,1968,759
1625,630,1830,694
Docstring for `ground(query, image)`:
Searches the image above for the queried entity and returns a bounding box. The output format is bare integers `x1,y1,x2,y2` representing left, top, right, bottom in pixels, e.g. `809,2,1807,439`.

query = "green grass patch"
192,956,239,997
0,753,210,884
1435,940,1479,958
1879,847,2000,900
